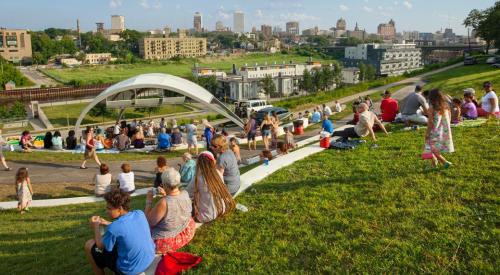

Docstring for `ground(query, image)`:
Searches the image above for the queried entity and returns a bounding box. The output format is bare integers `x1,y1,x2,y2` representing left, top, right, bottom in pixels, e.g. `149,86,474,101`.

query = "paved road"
18,66,59,87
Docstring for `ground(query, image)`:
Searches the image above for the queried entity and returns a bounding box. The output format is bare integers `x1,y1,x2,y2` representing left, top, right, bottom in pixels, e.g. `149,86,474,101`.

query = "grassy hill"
40,53,334,85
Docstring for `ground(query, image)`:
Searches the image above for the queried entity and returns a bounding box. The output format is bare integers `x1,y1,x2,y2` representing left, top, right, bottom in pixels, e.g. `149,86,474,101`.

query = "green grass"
41,103,192,128
1,122,498,274
424,64,500,99
40,53,334,85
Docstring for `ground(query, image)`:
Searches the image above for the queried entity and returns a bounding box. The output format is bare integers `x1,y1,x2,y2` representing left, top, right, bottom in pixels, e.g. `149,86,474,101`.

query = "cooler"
320,136,330,148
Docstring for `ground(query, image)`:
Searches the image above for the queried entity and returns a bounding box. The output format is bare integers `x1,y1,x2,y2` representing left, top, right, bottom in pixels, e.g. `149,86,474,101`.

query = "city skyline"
0,0,496,35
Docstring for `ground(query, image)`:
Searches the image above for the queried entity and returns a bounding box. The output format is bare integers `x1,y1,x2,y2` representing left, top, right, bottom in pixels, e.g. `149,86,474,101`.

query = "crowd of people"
82,132,241,274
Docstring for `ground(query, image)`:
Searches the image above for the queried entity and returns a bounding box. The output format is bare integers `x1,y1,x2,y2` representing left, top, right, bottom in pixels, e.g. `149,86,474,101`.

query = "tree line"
0,56,32,90
464,1,500,53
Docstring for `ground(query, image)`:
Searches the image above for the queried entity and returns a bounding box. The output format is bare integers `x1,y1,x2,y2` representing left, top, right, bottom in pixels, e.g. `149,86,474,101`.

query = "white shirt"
481,91,499,113
335,103,342,113
324,106,332,116
113,124,121,135
117,172,135,192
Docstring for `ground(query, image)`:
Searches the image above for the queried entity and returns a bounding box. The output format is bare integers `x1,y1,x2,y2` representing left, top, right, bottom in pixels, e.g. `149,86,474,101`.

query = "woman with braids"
424,88,455,169
186,151,236,223
145,168,195,254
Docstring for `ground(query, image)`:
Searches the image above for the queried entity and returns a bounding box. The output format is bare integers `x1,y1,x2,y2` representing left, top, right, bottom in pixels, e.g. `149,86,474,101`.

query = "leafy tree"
312,67,323,92
196,76,218,94
260,74,277,98
300,69,314,95
307,36,330,47
332,63,343,87
464,3,500,52
0,56,32,89
358,63,366,81
365,64,376,81
10,101,26,118
337,37,363,46
89,104,115,117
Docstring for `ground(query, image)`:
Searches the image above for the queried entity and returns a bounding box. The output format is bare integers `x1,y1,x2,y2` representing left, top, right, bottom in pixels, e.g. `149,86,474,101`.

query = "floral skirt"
154,218,196,255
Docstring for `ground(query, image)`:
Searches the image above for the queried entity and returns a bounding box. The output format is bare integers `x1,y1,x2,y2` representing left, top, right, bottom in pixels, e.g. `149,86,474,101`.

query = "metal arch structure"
74,73,245,133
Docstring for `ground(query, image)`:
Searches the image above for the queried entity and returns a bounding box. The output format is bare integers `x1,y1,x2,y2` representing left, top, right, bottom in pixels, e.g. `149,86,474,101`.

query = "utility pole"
467,28,471,53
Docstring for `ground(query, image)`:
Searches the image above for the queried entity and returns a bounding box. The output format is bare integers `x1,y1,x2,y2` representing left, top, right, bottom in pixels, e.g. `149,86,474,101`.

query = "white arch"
74,73,244,132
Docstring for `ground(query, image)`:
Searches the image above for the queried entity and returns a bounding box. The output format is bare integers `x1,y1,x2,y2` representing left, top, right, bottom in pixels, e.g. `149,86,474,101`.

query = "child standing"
284,127,296,151
425,89,454,168
229,137,241,163
15,167,33,214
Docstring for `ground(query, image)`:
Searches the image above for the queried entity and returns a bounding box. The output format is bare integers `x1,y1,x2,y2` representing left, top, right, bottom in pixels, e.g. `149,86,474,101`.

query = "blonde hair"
193,155,235,219
211,134,228,151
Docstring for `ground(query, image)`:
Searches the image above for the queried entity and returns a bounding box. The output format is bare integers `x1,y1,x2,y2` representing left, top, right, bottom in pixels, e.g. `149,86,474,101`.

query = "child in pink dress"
15,167,33,214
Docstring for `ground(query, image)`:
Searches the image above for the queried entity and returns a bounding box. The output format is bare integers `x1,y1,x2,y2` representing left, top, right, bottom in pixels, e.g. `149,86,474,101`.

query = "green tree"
365,64,376,81
358,63,366,81
332,63,343,87
464,3,500,52
0,56,32,89
260,74,277,98
89,104,115,117
300,69,314,95
10,101,26,118
196,76,218,95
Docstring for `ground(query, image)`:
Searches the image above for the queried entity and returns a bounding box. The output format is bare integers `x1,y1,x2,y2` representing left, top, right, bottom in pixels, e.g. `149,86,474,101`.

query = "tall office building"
233,11,244,33
336,18,346,30
286,21,299,35
377,19,396,40
111,15,125,33
0,28,32,63
261,25,272,38
215,21,225,32
193,12,202,32
96,22,105,33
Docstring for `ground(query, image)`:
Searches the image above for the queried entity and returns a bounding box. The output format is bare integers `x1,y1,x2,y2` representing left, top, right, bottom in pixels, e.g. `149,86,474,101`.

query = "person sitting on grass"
84,188,155,275
94,128,106,151
66,130,77,150
277,141,288,155
117,163,135,194
145,168,196,255
380,90,399,122
94,163,112,197
132,126,145,149
20,130,34,152
424,89,455,169
43,131,53,149
311,108,321,123
401,85,429,125
260,150,273,162
451,98,462,125
185,151,236,223
332,103,389,142
212,134,241,196
157,128,171,151
462,93,478,120
477,81,499,118
171,127,183,146
334,100,342,113
179,152,196,187
15,167,33,214
229,137,241,164
113,129,130,151
51,131,63,150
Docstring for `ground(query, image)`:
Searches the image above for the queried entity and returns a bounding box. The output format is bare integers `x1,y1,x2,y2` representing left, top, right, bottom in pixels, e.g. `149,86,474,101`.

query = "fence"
0,84,111,105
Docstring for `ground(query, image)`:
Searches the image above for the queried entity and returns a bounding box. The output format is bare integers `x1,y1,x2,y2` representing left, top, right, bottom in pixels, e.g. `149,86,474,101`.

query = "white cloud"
279,12,319,21
339,4,349,11
109,0,122,8
217,8,230,20
403,1,413,9
255,9,264,18
139,0,149,9
363,6,373,12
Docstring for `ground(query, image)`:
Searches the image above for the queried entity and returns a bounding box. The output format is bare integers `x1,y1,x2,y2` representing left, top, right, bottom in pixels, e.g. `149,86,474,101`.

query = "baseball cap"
463,88,475,95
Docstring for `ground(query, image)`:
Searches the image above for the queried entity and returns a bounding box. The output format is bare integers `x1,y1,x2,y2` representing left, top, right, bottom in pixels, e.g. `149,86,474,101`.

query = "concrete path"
19,66,59,87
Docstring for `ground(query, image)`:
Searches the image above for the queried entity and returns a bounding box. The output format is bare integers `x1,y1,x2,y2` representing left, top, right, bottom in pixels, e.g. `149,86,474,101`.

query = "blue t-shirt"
311,112,321,123
158,133,171,149
103,210,155,275
322,119,334,134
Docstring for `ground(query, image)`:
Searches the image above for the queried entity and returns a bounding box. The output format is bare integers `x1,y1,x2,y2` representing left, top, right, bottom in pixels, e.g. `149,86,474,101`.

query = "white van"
234,99,273,118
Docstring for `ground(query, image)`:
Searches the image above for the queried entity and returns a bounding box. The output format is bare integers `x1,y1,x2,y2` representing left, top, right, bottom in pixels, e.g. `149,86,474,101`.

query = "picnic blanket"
329,139,366,150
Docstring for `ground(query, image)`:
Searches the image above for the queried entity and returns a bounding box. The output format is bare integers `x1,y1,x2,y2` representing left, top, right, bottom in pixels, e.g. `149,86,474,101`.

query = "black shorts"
247,131,256,141
91,244,122,274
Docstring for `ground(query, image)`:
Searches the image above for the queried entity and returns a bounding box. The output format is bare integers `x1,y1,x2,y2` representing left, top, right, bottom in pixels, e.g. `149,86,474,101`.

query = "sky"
0,0,496,35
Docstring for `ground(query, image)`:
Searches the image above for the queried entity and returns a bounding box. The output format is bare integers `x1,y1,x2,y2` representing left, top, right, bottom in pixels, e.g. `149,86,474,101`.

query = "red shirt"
380,98,399,122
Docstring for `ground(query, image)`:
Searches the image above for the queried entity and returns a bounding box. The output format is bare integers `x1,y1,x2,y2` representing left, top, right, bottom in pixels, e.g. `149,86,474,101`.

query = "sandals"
79,166,88,169
4,167,11,171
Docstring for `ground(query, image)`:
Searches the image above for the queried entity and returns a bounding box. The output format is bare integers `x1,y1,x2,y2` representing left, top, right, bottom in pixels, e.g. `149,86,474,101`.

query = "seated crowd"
84,133,240,274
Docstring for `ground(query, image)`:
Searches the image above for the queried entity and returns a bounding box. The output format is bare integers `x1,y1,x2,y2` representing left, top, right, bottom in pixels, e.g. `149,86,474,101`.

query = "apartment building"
0,28,32,63
343,43,423,76
84,53,115,64
139,32,207,60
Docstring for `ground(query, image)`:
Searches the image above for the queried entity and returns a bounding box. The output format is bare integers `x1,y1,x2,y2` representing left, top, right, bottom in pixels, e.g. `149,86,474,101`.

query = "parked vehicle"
491,63,500,68
486,56,498,64
234,99,273,118
255,107,291,125
464,56,477,65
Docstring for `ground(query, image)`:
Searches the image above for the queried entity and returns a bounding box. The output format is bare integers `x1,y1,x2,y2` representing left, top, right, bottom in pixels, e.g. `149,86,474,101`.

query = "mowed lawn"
0,122,498,274
424,64,500,98
41,103,192,127
41,53,334,85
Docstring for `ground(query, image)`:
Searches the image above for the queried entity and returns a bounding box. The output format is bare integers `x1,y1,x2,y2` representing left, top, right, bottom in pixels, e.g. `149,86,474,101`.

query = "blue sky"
0,0,495,35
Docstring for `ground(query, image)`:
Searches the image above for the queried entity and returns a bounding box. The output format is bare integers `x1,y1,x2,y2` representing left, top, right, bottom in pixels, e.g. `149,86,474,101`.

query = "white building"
111,15,125,33
341,67,360,84
233,11,244,33
343,43,423,76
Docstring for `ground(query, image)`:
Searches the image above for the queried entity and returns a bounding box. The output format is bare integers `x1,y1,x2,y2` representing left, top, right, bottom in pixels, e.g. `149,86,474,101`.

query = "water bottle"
236,203,249,212
263,157,269,166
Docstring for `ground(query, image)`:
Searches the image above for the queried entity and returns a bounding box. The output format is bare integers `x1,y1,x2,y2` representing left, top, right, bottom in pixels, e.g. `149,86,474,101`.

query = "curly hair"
104,188,131,211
